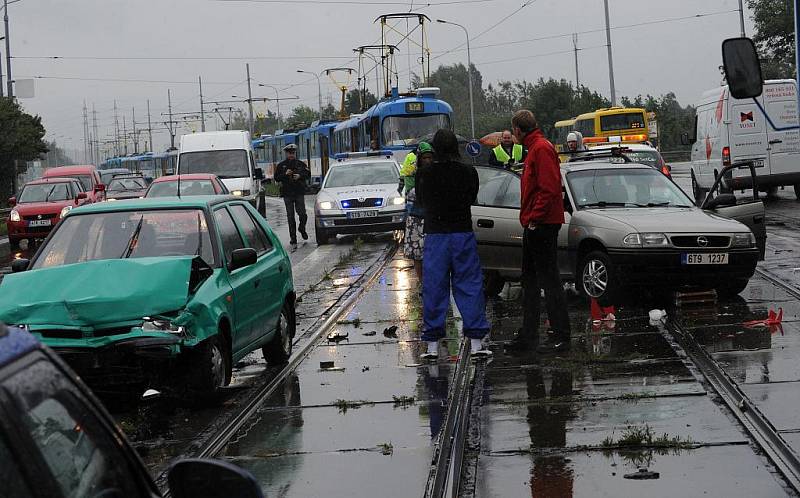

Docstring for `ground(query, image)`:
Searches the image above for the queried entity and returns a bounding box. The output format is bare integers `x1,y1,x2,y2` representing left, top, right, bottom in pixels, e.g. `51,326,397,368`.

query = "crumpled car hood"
0,256,196,327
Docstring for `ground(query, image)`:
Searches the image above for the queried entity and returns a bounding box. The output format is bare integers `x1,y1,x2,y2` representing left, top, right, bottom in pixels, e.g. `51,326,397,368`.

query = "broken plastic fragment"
623,468,660,480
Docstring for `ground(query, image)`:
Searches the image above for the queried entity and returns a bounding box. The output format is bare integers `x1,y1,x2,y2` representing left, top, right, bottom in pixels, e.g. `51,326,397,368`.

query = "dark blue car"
0,325,263,498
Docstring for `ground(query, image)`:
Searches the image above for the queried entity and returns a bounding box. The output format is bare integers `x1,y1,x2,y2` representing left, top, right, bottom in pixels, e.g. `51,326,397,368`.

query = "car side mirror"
704,193,737,210
167,458,264,498
95,183,106,192
254,167,264,180
11,258,29,273
8,196,15,207
722,37,764,99
76,192,88,204
228,247,257,272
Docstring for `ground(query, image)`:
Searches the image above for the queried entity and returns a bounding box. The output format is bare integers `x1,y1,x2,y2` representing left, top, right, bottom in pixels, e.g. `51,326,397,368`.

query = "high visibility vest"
493,144,523,163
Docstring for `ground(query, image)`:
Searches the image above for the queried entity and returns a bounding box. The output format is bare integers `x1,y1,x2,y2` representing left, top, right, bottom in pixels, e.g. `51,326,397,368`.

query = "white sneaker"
471,348,493,359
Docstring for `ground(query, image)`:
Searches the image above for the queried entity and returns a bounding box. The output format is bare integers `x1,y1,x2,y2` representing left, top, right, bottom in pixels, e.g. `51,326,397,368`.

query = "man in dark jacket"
416,129,491,359
274,143,310,249
508,109,571,354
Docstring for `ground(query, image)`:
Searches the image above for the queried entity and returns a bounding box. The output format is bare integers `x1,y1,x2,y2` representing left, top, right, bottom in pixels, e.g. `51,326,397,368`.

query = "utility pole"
4,0,12,98
573,33,580,89
164,89,177,150
0,40,4,98
146,99,153,153
738,0,746,38
246,63,255,135
92,103,99,163
82,101,90,163
122,114,128,155
199,76,206,132
132,107,138,154
113,100,120,157
603,0,617,106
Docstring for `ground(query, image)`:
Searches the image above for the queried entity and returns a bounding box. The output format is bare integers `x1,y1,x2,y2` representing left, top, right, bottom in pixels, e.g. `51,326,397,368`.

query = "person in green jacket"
402,142,433,283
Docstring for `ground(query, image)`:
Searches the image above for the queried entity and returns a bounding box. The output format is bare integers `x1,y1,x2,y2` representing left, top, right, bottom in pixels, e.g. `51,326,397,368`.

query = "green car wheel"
263,300,295,365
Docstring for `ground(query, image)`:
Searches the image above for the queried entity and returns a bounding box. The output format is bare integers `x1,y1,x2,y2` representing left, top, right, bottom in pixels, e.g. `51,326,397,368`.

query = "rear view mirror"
95,183,106,192
722,37,764,99
11,259,29,273
254,167,264,180
168,458,264,498
228,247,257,272
704,193,737,210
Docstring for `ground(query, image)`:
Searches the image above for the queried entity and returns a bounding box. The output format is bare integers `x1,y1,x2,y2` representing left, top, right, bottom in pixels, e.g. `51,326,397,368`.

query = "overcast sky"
7,0,752,158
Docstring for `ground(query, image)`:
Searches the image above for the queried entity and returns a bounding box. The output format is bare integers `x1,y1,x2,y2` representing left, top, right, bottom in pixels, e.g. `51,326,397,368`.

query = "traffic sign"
465,140,481,157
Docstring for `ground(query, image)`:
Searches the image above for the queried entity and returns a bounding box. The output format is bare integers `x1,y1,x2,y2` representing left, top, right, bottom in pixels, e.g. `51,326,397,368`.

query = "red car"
42,165,106,202
144,174,230,197
7,177,88,247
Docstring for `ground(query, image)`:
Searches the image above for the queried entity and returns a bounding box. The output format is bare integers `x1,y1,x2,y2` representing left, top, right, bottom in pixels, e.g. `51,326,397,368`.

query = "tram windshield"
381,114,450,146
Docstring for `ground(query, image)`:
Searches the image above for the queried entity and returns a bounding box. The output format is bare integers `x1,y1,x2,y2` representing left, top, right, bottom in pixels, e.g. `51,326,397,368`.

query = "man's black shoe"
536,337,571,354
299,228,309,240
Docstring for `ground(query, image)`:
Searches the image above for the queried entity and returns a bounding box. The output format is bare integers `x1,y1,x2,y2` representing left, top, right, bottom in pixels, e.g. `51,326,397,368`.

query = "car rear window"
147,180,216,197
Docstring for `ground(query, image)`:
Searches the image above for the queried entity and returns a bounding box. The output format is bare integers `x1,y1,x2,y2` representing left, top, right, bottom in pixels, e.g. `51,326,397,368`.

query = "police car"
314,151,406,244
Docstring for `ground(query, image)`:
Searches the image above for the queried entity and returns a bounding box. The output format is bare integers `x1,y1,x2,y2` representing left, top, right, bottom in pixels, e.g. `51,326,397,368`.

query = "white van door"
728,94,769,182
763,82,800,181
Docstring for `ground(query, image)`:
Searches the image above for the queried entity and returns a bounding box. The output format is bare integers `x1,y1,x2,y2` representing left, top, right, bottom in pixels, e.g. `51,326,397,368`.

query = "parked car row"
7,162,231,248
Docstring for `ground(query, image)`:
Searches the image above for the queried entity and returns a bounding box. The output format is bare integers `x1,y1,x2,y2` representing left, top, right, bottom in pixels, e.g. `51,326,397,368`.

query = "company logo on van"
740,112,754,123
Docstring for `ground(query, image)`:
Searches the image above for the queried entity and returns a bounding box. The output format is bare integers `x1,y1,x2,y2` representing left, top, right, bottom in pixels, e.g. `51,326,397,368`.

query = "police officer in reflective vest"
489,129,526,169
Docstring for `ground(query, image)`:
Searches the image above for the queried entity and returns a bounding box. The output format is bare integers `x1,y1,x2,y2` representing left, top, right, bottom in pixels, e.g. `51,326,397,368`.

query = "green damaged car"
0,196,295,400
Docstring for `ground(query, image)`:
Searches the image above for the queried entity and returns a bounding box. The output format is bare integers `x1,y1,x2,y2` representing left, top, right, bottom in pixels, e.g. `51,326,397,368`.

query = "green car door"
227,203,285,347
213,206,266,354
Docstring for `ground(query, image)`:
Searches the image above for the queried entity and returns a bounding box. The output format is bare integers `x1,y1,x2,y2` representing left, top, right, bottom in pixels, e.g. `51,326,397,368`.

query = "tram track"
155,243,397,494
424,338,477,498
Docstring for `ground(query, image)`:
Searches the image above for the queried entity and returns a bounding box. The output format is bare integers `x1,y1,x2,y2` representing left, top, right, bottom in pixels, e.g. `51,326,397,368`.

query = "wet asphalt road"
7,174,800,495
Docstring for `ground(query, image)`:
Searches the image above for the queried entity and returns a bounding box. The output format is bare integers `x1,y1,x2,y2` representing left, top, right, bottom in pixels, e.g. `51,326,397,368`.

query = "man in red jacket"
508,110,571,353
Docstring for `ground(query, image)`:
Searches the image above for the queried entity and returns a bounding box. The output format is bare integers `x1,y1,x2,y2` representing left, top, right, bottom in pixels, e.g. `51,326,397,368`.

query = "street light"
296,69,322,120
258,83,282,128
2,0,21,98
437,19,475,140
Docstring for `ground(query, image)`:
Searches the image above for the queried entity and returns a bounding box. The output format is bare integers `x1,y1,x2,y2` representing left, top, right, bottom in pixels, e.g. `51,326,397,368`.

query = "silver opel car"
473,158,766,304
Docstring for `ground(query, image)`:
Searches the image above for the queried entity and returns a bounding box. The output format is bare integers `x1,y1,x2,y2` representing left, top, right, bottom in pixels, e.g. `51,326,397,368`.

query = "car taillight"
722,146,731,166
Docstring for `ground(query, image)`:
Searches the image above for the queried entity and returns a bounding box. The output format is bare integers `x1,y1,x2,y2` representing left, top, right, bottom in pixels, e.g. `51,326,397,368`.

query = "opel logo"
697,236,709,247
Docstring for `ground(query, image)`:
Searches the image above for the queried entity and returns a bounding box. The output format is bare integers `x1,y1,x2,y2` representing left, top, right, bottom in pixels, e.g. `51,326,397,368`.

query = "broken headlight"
732,232,755,248
141,317,184,335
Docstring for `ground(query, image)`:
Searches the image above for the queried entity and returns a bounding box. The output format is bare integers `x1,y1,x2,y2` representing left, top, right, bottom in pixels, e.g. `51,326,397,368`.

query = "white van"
178,130,263,209
689,79,800,200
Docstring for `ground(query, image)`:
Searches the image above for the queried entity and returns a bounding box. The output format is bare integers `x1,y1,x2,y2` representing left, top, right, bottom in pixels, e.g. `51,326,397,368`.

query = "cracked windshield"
1,1,799,497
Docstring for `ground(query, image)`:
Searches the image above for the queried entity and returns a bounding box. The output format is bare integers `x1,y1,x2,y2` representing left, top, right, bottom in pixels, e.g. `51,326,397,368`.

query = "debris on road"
383,325,399,338
624,468,661,480
327,331,350,343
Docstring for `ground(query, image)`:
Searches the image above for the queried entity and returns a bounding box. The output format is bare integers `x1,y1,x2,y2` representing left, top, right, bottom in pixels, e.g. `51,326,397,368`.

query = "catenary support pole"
603,0,616,106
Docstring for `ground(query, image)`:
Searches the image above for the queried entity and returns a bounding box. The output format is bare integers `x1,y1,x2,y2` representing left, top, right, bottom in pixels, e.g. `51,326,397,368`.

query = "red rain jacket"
519,129,565,227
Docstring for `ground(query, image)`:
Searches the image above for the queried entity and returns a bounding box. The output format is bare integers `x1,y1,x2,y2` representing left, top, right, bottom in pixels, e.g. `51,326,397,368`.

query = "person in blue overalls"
416,129,491,360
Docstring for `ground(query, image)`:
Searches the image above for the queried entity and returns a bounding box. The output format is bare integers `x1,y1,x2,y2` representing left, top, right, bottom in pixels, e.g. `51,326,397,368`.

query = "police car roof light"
334,150,394,161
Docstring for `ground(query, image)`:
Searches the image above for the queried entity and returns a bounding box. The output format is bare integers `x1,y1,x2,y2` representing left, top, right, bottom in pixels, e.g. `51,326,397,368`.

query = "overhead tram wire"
212,0,494,4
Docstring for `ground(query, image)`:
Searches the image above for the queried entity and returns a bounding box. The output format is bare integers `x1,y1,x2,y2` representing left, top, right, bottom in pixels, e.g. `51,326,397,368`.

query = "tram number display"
405,102,424,113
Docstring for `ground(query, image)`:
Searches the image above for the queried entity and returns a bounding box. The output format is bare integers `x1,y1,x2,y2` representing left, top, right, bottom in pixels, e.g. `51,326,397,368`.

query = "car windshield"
32,209,215,269
568,168,693,209
18,183,73,203
65,175,94,191
180,150,249,179
324,163,398,188
382,114,450,146
146,180,217,197
108,178,147,192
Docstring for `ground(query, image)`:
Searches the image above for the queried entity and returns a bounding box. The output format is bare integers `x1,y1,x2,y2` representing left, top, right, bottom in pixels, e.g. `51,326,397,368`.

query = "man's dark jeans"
522,224,571,343
284,195,307,243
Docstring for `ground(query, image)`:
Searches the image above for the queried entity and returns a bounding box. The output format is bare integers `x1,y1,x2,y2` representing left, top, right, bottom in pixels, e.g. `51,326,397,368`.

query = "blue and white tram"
253,132,298,182
334,87,452,164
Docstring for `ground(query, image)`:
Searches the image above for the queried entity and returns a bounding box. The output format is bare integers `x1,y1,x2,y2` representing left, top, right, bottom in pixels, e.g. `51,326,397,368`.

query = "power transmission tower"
132,107,138,154
113,100,121,157
199,76,206,132
82,101,90,163
162,89,178,150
